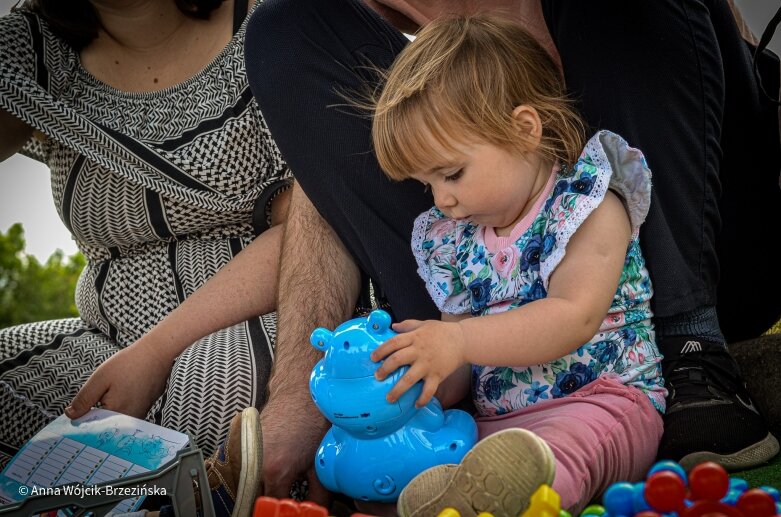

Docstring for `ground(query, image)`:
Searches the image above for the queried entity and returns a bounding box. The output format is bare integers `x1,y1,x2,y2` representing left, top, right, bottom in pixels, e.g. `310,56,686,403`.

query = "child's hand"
371,319,467,408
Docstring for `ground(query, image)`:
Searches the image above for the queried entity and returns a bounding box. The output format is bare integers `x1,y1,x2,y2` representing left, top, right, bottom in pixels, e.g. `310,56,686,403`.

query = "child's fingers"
391,319,425,333
374,346,414,381
371,334,410,363
386,366,424,403
415,378,439,408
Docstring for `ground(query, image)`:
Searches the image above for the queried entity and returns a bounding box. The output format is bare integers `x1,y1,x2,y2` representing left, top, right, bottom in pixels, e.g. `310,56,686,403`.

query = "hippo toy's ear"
367,309,392,335
310,328,333,351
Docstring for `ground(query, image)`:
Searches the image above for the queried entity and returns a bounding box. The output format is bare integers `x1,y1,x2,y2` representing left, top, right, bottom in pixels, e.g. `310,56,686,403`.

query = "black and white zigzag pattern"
0,4,283,466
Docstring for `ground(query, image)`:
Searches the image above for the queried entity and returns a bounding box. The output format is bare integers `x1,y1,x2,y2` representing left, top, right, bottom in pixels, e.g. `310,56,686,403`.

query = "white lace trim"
540,130,652,290
410,210,470,314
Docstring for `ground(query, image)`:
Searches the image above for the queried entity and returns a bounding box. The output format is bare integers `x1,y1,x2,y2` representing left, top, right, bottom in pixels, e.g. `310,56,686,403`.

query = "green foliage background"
0,223,85,328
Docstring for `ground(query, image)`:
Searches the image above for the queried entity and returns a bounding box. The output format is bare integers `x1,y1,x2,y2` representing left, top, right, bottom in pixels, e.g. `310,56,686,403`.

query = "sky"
1,0,780,260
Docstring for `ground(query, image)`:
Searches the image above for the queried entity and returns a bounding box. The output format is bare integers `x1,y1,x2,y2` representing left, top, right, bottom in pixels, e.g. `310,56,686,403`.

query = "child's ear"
511,105,543,150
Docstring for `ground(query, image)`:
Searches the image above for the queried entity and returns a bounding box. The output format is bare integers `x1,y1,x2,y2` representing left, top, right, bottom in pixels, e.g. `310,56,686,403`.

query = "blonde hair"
372,14,585,181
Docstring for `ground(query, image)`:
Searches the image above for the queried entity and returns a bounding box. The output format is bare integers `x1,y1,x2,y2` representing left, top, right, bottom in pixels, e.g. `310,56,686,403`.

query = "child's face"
411,136,550,234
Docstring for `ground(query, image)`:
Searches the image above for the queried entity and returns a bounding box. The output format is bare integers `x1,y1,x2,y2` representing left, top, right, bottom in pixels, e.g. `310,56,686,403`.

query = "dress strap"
233,0,249,34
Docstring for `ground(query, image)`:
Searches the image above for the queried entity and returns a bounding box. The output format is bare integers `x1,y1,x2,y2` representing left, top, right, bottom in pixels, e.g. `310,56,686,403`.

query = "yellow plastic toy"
520,484,560,517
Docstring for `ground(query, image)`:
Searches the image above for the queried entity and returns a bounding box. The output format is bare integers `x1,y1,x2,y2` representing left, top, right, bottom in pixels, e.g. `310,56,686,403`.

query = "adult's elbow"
0,109,33,162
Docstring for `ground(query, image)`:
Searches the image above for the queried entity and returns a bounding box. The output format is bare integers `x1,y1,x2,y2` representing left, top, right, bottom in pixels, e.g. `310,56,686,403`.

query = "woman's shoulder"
1,9,76,86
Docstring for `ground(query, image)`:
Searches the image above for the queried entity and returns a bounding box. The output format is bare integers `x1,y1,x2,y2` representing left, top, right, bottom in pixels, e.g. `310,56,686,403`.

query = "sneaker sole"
402,428,556,517
397,464,458,517
233,407,263,517
678,432,780,472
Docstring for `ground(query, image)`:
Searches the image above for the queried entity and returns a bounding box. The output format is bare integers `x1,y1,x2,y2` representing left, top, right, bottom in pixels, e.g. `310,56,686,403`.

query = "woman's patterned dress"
0,4,288,466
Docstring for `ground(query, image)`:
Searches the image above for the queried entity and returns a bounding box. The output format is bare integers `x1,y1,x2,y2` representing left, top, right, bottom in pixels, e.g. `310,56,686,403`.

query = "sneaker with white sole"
397,428,556,517
657,337,779,471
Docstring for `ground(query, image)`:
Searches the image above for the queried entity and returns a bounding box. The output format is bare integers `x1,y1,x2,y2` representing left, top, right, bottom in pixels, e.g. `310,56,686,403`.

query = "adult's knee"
245,0,321,97
244,0,298,88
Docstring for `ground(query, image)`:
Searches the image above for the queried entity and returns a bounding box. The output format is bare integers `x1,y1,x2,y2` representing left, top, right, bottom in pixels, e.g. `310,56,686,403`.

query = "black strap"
251,178,293,235
753,3,781,106
233,0,250,34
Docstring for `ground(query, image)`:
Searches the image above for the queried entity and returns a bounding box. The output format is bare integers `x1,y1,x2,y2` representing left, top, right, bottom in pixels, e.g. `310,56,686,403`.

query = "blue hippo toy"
309,309,478,503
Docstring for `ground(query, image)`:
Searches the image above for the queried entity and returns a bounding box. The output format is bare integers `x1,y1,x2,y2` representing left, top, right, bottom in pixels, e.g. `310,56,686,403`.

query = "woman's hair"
372,14,585,181
22,0,226,51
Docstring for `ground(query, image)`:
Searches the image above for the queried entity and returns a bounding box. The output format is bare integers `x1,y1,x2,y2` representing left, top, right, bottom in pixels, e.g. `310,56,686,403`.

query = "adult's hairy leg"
259,183,360,502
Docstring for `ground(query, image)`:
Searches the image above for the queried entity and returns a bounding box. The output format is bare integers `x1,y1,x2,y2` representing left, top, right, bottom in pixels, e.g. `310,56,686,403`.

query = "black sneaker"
657,337,779,471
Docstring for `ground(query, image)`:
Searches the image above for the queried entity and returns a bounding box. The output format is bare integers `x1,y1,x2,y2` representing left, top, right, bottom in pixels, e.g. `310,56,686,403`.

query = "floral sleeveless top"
412,131,666,416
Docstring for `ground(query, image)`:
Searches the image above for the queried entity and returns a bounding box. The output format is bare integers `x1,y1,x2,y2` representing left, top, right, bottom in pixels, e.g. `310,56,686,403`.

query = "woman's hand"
371,319,468,408
65,339,172,419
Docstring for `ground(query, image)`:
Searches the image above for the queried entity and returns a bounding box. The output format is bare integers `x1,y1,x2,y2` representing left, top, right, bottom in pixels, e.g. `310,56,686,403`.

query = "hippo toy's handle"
310,328,332,351
367,310,392,335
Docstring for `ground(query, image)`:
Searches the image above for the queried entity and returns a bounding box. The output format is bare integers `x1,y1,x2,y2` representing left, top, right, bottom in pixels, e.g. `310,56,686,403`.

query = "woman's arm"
66,188,291,419
1,108,33,162
374,191,631,405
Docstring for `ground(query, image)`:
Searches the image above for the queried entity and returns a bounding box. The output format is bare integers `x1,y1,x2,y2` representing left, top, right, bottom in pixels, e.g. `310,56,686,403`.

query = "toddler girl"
370,14,665,516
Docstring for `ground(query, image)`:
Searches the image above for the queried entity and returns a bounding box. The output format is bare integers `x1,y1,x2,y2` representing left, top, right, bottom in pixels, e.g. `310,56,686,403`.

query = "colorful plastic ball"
760,485,780,502
721,488,743,506
688,461,729,501
647,460,688,485
633,512,662,517
736,488,777,516
680,499,743,517
632,481,651,513
729,477,749,493
578,504,606,516
644,470,686,512
603,482,634,516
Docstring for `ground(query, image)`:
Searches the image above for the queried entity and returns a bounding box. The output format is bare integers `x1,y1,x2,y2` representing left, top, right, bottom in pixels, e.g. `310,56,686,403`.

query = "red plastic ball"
645,471,687,512
689,461,730,501
634,512,663,517
680,500,744,517
736,488,777,517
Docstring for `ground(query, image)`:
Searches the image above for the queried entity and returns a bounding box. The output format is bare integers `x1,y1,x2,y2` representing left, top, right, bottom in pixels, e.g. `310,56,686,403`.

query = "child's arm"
433,313,471,408
373,190,631,407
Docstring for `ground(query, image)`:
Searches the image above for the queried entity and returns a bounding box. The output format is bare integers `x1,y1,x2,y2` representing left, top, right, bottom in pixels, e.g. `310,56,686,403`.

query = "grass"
733,453,781,489
733,318,781,488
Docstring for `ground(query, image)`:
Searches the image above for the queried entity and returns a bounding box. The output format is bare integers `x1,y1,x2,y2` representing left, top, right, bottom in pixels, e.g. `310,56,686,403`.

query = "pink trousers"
475,377,663,513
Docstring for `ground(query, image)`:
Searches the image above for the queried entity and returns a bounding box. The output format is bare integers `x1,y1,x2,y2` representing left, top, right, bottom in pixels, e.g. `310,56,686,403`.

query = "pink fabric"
475,377,663,513
483,166,558,253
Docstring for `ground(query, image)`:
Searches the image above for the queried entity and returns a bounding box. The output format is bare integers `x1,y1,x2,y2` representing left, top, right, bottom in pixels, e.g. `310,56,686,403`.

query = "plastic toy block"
278,499,302,517
299,502,329,517
252,497,329,517
520,484,561,517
